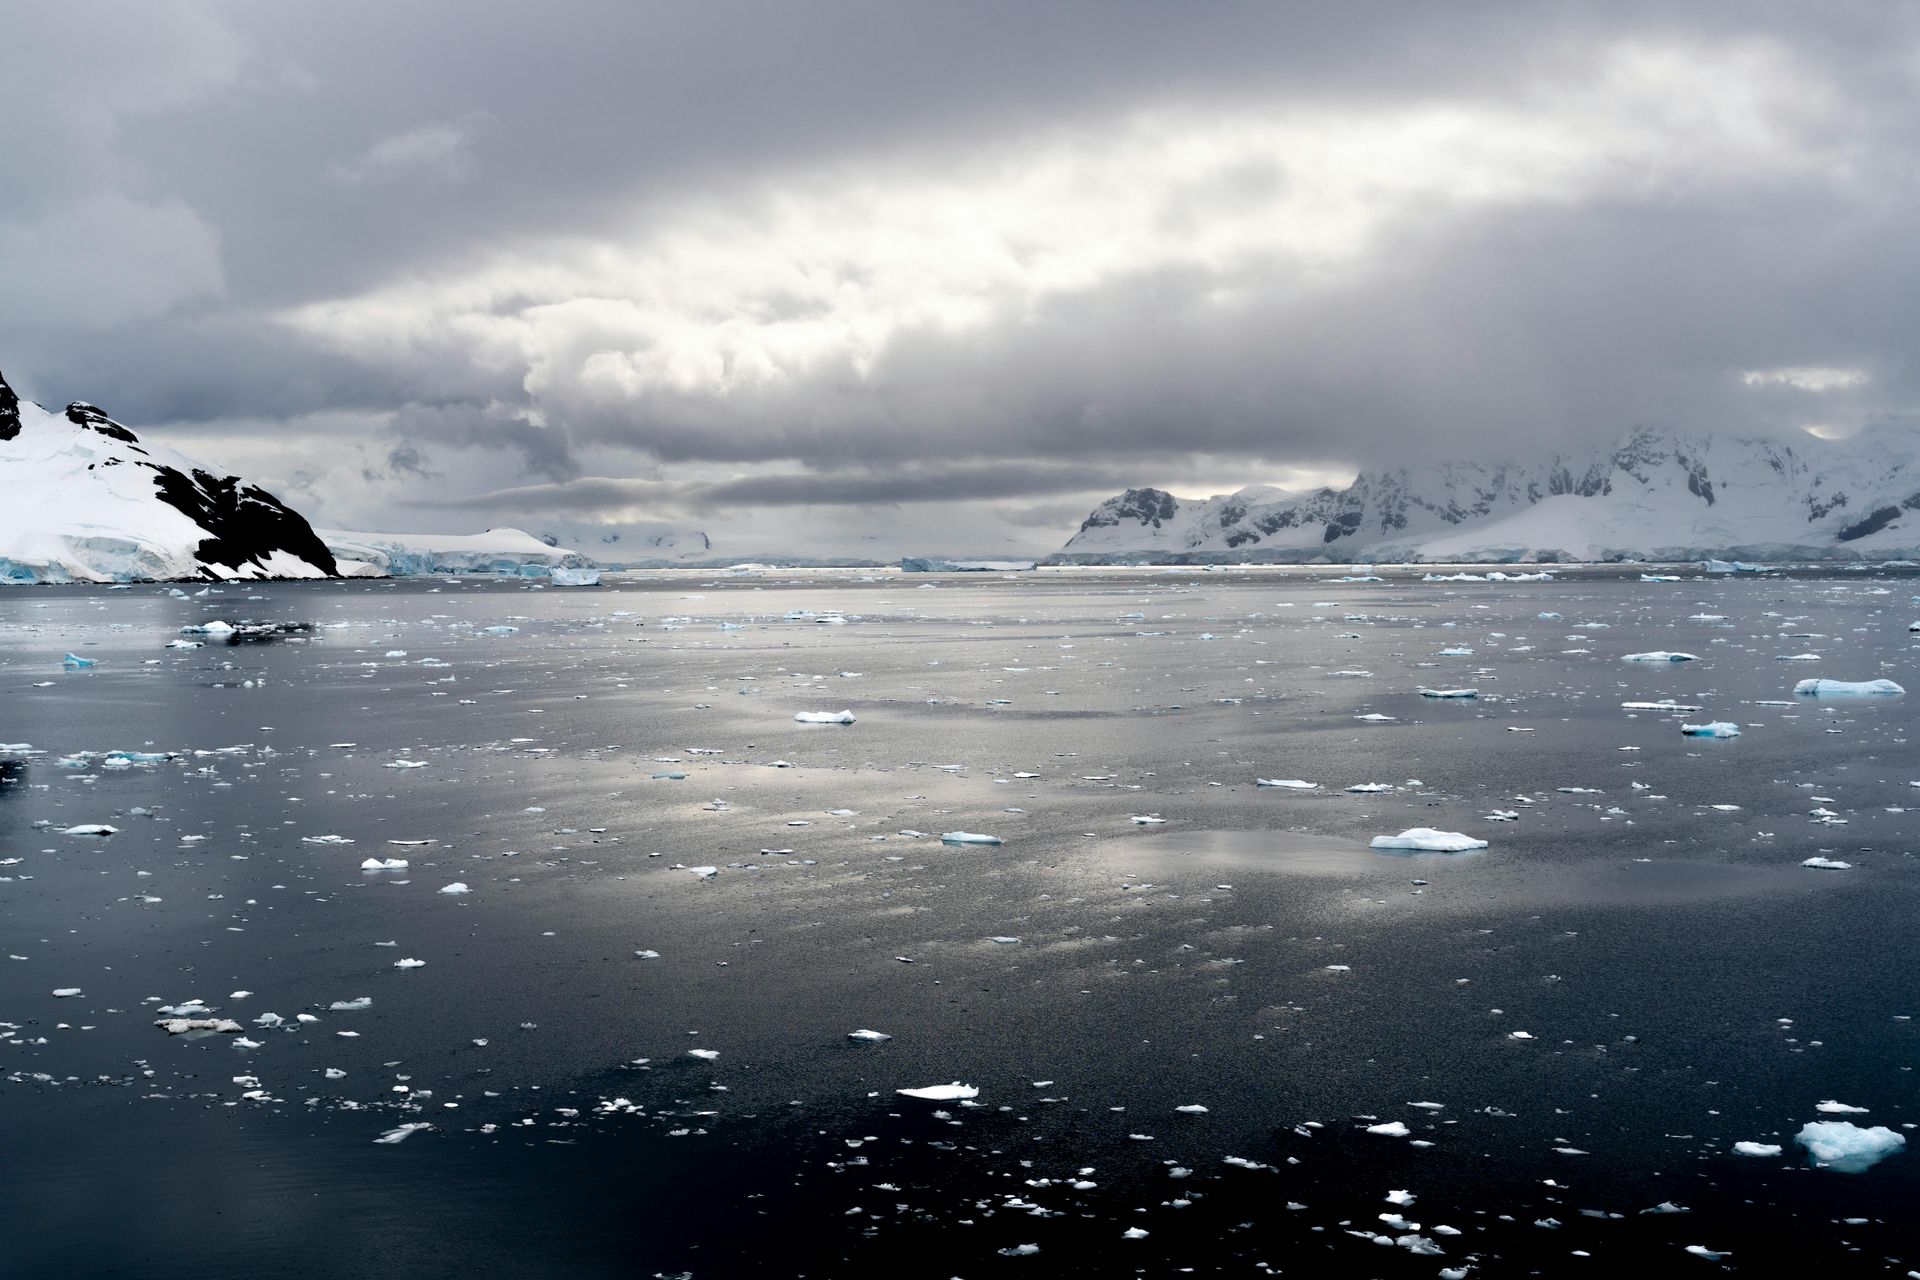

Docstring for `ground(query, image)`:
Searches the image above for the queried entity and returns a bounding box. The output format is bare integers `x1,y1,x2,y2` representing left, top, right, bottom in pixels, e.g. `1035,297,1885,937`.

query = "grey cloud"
6,3,1920,553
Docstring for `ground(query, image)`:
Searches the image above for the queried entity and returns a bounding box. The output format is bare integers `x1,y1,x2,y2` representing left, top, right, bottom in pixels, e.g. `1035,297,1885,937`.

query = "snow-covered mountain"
1057,425,1920,563
530,520,712,567
0,369,339,584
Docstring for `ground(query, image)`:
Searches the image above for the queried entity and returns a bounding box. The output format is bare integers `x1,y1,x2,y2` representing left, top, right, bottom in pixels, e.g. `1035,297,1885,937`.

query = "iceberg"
1370,828,1487,853
793,710,857,724
897,1082,979,1101
1794,678,1905,697
1417,687,1478,698
1795,1120,1905,1172
1680,721,1741,738
61,652,96,668
1256,778,1319,789
900,557,1036,572
1622,651,1698,663
941,831,1003,845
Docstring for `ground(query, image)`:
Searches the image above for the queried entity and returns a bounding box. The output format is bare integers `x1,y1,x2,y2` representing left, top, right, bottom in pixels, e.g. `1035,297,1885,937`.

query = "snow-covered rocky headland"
0,369,339,584
1057,424,1920,563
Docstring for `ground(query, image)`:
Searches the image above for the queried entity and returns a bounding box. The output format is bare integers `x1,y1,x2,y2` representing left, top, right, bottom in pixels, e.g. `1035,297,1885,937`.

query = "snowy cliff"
0,370,338,584
1058,426,1920,563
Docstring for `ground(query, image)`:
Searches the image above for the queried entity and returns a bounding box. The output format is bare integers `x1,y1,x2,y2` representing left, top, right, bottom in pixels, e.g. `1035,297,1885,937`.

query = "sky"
3,2,1916,559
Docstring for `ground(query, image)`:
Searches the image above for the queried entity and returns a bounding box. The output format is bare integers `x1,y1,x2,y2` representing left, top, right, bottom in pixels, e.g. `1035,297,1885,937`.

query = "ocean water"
1,565,1916,1277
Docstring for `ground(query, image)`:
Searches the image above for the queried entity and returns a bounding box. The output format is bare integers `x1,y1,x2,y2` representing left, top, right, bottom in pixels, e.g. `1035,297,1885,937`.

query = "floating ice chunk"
438,882,471,894
374,1122,431,1145
360,857,409,870
794,710,856,724
62,652,97,668
303,834,355,845
394,958,425,969
687,866,719,879
1685,1245,1731,1260
1121,1227,1148,1239
1622,700,1703,712
848,1029,893,1042
1680,722,1741,738
941,831,1003,845
51,988,82,997
1776,653,1821,661
156,1017,243,1034
1366,1121,1410,1137
997,1244,1039,1257
1175,1104,1209,1114
329,997,372,1011
1816,1100,1869,1114
1370,828,1486,853
548,566,601,586
1801,857,1852,870
1795,678,1904,697
687,1048,720,1060
1732,1141,1781,1157
181,621,235,635
1623,651,1697,663
1345,782,1394,793
1257,778,1318,789
1418,687,1478,699
61,824,117,836
1795,1120,1905,1172
1387,1189,1415,1205
1130,814,1166,825
898,1082,979,1101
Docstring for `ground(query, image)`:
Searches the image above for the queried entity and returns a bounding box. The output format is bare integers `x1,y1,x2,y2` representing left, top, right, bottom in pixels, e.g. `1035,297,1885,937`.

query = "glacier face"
0,370,339,584
320,528,598,578
1057,425,1920,563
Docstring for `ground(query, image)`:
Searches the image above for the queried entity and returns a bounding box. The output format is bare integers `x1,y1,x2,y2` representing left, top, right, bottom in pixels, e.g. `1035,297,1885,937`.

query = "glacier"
1055,424,1920,563
320,528,599,579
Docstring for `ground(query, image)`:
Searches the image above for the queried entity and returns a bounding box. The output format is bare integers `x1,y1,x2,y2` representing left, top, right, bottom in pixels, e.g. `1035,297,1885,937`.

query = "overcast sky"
4,2,1916,556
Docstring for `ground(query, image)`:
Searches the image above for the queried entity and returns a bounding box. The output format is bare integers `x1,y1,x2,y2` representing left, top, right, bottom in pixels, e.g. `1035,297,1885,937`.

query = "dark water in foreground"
1,565,1916,1277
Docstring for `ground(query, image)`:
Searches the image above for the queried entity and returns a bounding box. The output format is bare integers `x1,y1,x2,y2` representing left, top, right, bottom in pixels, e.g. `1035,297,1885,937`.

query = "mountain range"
1057,425,1920,563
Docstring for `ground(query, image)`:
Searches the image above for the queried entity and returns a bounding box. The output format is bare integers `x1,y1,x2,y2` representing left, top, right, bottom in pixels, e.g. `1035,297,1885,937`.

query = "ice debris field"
0,562,1917,1277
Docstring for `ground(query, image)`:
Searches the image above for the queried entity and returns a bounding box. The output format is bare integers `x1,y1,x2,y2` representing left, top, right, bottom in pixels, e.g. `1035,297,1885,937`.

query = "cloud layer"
6,2,1918,556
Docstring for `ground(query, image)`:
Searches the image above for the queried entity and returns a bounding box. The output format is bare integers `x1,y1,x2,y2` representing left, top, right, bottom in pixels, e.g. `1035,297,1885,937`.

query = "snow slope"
1056,425,1920,563
0,370,338,584
321,527,597,577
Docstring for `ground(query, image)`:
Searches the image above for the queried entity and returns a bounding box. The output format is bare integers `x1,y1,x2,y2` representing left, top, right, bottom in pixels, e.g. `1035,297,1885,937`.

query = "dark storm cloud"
6,2,1920,547
428,462,1147,515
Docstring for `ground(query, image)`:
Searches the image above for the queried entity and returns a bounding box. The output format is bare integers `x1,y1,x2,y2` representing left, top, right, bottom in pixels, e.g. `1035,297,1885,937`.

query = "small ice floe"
687,1048,720,1060
1436,647,1474,657
998,1245,1039,1257
1816,1100,1870,1114
1366,1121,1410,1137
687,866,719,879
394,958,426,969
303,834,355,845
51,988,83,998
1680,722,1741,738
1130,814,1166,825
1257,778,1318,790
1175,1104,1210,1114
848,1029,893,1042
438,882,471,894
897,1082,979,1101
1345,782,1394,793
1622,651,1698,663
360,857,409,870
62,652,97,667
941,832,1002,845
1801,857,1852,870
1732,1141,1781,1157
60,823,119,837
794,710,856,724
1370,829,1487,853
1776,653,1821,661
156,1017,243,1034
1795,1120,1905,1172
181,621,235,635
1794,678,1905,697
1685,1245,1732,1260
1622,700,1703,712
988,936,1020,944
374,1122,431,1145
1418,687,1478,699
329,997,372,1011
